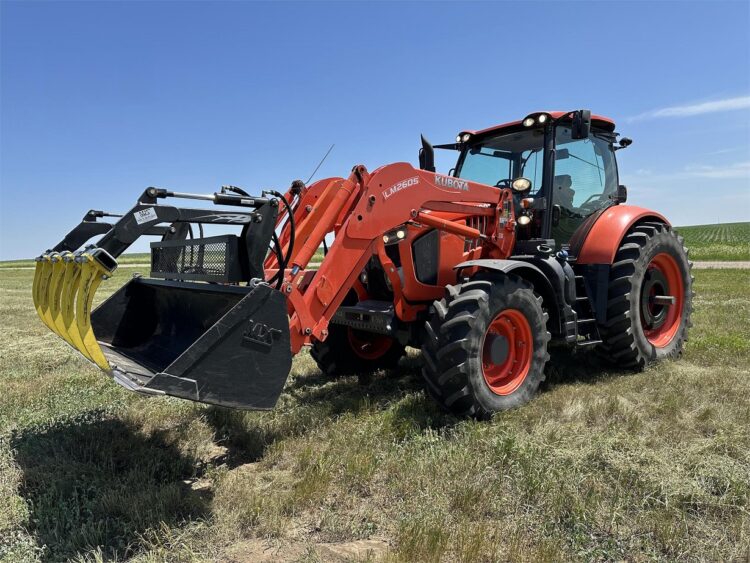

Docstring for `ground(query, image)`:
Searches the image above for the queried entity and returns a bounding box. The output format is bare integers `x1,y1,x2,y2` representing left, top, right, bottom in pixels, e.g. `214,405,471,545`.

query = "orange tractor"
33,110,692,418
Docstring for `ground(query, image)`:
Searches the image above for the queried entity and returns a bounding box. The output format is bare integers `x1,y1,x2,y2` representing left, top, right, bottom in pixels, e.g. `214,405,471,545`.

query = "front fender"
574,205,669,265
454,258,571,337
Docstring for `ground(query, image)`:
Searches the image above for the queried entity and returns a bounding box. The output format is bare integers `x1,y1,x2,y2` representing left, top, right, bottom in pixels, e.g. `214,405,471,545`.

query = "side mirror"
611,184,628,204
571,110,591,140
614,137,633,151
419,134,436,172
555,148,570,160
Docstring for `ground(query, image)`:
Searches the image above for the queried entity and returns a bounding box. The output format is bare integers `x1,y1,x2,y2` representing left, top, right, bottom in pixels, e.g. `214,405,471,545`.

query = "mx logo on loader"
242,319,282,350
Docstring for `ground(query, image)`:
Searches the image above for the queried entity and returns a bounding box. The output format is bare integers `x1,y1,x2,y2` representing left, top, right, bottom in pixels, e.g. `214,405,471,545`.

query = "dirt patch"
692,261,750,269
223,537,389,562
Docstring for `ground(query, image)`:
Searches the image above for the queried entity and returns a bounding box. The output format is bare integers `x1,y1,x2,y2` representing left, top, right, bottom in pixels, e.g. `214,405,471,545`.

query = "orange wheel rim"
347,329,393,360
481,309,533,395
641,252,683,348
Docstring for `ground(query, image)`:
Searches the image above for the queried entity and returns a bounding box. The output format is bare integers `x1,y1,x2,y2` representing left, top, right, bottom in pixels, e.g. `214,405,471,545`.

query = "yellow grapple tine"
32,258,45,323
35,255,56,331
75,255,111,371
61,257,92,361
51,252,75,345
45,254,67,335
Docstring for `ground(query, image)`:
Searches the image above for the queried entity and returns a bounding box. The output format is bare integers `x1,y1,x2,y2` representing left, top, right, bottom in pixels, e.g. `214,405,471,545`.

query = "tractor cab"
440,111,627,252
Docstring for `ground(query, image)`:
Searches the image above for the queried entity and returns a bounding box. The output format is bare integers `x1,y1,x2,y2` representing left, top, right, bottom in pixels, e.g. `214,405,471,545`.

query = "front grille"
150,235,242,282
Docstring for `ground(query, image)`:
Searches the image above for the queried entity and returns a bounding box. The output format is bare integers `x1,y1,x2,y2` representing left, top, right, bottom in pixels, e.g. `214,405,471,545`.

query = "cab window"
551,127,618,245
553,127,617,213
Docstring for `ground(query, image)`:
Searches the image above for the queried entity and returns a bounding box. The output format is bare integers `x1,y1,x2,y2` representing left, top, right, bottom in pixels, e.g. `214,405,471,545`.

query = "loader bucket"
91,278,292,410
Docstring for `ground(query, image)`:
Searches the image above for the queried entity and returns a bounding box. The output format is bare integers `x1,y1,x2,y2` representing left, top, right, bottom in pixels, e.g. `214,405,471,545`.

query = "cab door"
551,127,619,247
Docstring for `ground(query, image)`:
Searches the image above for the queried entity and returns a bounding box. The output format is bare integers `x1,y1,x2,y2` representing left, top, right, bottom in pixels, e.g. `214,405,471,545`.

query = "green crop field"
2,224,745,271
1,265,749,561
676,222,750,261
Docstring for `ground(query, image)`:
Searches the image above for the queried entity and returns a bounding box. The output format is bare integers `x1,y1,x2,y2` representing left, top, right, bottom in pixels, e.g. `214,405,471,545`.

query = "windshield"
456,129,545,192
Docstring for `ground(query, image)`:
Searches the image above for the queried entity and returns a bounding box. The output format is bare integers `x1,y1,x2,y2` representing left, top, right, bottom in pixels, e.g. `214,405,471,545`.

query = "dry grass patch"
0,267,748,561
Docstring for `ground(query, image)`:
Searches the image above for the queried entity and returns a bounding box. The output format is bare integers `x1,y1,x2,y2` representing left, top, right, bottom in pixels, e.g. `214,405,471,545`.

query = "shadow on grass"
204,352,456,468
542,346,626,389
203,347,624,469
11,410,210,562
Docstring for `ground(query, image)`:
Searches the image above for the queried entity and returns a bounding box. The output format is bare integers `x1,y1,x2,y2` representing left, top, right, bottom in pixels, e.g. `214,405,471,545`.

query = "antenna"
305,144,335,184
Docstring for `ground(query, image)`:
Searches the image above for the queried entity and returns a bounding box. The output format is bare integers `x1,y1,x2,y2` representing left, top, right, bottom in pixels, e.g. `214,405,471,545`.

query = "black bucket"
91,278,292,410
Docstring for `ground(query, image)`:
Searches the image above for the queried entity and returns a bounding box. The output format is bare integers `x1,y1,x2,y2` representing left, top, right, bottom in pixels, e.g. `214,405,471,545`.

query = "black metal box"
150,234,242,283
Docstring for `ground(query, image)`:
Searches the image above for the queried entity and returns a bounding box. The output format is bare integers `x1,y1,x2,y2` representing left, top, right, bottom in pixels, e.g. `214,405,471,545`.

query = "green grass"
676,222,750,261
3,223,747,269
1,268,749,561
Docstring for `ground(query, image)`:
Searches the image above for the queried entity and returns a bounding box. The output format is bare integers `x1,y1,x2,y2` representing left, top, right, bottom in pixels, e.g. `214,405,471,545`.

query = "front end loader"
33,109,693,417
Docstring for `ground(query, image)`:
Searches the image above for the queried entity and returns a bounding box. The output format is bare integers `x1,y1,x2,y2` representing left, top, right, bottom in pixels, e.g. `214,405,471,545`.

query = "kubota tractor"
33,110,693,418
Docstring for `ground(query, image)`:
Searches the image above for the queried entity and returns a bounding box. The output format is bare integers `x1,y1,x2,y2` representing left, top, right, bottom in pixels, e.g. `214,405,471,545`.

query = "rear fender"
455,258,574,337
573,205,669,264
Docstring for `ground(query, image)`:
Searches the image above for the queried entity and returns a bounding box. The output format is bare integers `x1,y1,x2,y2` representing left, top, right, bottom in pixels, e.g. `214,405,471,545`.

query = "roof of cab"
464,111,616,137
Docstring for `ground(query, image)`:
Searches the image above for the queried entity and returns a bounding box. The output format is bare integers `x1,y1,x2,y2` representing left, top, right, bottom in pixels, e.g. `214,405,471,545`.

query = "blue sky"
1,0,749,260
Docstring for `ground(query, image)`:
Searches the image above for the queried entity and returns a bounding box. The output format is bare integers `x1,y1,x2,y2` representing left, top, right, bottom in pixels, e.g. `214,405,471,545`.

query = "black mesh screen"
150,235,241,282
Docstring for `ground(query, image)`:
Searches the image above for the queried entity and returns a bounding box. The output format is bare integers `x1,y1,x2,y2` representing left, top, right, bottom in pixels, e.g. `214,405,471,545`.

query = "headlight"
461,133,471,142
522,113,552,127
511,177,532,192
517,214,532,226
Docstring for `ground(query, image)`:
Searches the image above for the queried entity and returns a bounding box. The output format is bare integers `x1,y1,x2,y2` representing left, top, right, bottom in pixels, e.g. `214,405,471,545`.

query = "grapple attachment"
32,189,293,410
33,248,118,370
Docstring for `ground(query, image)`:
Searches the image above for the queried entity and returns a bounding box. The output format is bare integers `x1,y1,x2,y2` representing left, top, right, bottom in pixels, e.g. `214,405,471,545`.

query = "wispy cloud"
628,96,750,122
707,147,745,156
622,161,750,183
684,161,750,179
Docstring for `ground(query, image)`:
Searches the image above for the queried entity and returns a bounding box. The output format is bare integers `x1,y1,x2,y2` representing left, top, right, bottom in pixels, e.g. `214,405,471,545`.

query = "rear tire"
422,274,550,419
597,222,693,369
311,324,405,377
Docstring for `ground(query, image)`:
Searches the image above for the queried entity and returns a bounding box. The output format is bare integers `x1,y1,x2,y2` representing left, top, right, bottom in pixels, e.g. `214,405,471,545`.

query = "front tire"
597,222,693,368
311,324,405,377
422,274,550,419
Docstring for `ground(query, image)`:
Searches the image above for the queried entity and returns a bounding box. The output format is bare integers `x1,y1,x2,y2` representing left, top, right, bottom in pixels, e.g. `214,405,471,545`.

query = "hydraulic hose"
269,232,285,289
265,189,295,284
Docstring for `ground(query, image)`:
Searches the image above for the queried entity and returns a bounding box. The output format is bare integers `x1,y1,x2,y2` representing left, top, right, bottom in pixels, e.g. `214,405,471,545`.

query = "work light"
511,177,532,192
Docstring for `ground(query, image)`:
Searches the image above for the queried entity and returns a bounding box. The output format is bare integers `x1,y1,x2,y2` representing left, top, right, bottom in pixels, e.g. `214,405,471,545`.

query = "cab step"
331,300,396,336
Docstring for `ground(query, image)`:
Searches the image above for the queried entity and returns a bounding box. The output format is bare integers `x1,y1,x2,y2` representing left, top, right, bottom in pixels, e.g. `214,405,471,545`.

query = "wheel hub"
485,333,510,365
641,267,670,330
640,252,684,348
347,329,393,360
481,309,533,396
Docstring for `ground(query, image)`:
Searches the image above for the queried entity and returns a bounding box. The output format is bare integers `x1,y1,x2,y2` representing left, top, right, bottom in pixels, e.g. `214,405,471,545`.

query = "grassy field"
2,223,746,269
1,269,749,561
676,222,750,261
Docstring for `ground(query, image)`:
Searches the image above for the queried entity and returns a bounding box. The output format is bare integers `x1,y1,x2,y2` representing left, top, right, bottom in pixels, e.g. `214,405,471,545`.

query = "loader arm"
278,162,517,352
